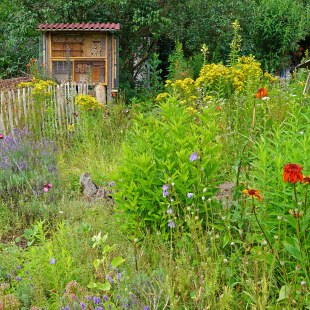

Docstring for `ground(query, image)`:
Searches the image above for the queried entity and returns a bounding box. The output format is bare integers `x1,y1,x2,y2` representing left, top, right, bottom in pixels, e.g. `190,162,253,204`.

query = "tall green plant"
113,97,222,239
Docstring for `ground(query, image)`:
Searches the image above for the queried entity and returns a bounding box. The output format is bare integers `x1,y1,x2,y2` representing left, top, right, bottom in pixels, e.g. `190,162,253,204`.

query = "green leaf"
277,285,290,302
87,282,97,289
93,259,101,271
97,281,111,291
283,240,301,261
111,256,126,268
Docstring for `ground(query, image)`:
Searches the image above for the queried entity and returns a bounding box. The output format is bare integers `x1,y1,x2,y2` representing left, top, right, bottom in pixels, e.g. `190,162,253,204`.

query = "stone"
80,173,114,204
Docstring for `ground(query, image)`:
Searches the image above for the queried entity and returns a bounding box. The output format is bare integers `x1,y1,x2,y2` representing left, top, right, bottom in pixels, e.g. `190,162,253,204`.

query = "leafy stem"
252,198,273,253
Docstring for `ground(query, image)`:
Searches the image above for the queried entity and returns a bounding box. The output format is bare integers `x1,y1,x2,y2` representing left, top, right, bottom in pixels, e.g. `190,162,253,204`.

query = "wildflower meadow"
0,31,310,310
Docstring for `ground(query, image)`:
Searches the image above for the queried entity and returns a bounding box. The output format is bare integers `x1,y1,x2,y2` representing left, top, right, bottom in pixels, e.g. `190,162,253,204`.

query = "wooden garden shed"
38,22,120,99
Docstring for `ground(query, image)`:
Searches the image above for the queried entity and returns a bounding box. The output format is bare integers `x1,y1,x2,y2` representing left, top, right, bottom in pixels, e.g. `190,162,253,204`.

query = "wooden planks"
0,83,88,139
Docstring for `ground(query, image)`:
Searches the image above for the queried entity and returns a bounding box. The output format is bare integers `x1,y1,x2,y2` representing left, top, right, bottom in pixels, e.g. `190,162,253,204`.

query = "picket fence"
0,82,88,138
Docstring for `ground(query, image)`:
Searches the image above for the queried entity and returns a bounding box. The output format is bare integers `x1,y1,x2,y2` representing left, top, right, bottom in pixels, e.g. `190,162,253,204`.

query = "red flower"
255,87,268,99
242,189,262,201
282,163,303,184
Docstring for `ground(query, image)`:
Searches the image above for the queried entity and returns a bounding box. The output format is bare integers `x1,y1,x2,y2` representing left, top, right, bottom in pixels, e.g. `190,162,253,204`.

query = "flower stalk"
251,198,274,253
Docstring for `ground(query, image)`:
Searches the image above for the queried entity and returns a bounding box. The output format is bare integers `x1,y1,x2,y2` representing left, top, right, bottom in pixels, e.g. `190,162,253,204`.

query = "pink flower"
43,187,49,192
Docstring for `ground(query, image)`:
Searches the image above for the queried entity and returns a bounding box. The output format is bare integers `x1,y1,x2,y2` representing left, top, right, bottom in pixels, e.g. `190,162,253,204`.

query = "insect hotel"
37,22,120,101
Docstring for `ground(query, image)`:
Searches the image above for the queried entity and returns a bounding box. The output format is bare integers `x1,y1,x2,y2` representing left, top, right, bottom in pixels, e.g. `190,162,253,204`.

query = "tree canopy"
0,0,309,81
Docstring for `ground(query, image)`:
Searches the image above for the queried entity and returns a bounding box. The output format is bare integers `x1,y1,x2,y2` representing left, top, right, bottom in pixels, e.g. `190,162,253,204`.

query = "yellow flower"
156,92,169,101
67,123,75,132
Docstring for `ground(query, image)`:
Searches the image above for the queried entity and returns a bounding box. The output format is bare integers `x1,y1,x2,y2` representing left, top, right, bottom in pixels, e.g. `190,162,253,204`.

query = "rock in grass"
80,173,114,204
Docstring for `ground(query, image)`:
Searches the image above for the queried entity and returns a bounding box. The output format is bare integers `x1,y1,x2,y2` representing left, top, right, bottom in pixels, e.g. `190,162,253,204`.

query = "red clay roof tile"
38,23,120,31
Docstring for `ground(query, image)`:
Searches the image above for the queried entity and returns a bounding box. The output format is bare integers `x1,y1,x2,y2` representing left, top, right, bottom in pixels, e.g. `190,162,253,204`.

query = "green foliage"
250,0,310,71
0,0,309,79
113,97,222,238
167,41,191,80
228,20,242,66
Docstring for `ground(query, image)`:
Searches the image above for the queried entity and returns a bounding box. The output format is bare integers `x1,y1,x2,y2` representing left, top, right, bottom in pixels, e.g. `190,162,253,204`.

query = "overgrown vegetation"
0,19,310,310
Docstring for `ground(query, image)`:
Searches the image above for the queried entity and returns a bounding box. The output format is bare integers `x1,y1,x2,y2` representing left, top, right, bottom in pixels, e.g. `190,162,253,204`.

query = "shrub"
113,97,222,239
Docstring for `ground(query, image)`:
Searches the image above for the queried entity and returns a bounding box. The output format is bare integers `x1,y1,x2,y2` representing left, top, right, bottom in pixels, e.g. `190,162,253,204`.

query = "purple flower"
168,220,175,228
117,272,122,283
103,294,109,302
62,307,70,310
80,302,86,310
162,184,169,197
167,207,173,214
17,265,21,270
144,307,150,310
49,257,56,265
95,308,104,310
14,276,22,281
7,274,11,279
87,296,92,301
106,274,114,284
190,151,198,162
93,296,101,304
187,192,194,199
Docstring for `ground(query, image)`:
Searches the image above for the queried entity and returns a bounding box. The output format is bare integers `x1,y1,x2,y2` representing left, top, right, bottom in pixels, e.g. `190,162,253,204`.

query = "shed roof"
38,23,120,32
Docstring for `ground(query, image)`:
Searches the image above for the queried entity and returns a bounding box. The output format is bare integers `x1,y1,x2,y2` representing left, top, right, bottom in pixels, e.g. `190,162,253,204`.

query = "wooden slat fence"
0,82,88,139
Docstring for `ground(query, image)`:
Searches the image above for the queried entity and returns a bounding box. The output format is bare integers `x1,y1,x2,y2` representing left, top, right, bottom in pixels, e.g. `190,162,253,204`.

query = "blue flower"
187,192,194,199
93,296,101,304
168,220,175,228
162,184,169,197
106,274,114,284
167,207,173,214
190,151,198,162
49,257,56,265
